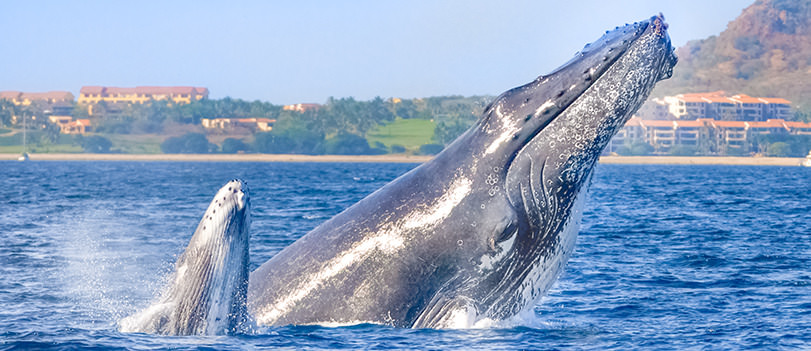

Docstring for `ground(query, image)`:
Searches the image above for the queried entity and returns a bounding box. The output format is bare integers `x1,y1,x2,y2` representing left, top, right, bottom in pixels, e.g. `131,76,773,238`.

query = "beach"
0,153,806,166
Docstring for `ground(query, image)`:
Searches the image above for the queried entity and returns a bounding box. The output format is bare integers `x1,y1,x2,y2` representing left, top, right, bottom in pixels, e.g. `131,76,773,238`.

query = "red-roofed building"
785,121,811,135
77,86,209,115
659,91,792,121
639,119,678,151
746,119,789,135
48,116,92,134
608,114,811,156
606,117,645,153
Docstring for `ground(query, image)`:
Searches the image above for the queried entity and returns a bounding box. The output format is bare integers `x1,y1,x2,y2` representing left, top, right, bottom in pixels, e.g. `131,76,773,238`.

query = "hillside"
652,0,811,120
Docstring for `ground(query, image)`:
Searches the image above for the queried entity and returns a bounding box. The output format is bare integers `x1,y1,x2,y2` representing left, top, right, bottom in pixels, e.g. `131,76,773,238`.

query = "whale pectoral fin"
412,294,479,329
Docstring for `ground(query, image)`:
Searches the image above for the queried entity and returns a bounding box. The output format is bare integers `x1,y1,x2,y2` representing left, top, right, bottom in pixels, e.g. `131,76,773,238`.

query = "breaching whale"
124,14,676,334
120,180,251,335
248,15,675,328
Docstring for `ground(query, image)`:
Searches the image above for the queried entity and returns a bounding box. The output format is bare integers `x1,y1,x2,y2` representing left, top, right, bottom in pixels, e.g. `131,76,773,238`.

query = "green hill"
652,0,811,120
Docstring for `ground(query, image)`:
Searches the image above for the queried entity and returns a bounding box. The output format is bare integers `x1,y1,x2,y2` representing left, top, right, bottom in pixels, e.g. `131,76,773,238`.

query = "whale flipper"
120,180,251,335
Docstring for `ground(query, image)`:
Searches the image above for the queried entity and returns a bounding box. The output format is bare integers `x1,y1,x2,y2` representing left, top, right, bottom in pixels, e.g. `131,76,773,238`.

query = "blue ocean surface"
1,161,809,350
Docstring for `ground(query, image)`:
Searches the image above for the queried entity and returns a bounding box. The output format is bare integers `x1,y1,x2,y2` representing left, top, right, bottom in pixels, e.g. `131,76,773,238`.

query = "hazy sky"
2,1,753,104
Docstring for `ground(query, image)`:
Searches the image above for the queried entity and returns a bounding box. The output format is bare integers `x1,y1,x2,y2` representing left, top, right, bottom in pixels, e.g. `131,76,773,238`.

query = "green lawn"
367,118,436,151
101,134,164,154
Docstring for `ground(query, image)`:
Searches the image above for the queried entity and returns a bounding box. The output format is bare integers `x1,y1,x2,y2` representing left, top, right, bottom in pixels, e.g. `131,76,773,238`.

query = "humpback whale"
120,180,251,335
248,14,676,328
124,14,676,334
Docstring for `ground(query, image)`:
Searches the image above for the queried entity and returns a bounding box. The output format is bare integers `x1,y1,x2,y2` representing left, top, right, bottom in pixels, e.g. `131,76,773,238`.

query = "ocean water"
0,161,809,350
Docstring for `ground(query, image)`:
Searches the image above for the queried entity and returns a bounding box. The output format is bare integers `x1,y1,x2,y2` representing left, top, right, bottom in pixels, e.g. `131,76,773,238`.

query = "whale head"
415,15,676,327
120,179,251,335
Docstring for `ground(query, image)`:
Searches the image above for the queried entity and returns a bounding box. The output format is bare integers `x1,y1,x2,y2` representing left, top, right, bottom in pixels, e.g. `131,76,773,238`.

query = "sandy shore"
1,153,806,166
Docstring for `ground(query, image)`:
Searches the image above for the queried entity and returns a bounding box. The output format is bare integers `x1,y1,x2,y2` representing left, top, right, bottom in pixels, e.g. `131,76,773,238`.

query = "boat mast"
22,111,26,154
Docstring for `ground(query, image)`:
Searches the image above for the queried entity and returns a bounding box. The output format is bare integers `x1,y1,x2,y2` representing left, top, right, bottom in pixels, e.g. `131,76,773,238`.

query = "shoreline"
0,153,806,166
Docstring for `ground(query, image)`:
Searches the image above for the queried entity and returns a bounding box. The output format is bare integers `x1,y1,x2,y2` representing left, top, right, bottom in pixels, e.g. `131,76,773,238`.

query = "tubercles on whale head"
120,179,251,336
460,18,671,166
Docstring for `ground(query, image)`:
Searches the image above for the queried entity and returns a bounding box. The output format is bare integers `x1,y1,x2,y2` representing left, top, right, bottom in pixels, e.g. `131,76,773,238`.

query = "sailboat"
18,112,29,161
802,150,811,167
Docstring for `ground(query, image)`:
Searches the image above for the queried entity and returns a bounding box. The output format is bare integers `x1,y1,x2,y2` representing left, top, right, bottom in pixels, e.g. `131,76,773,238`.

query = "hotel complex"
77,86,209,105
77,86,209,115
607,117,811,154
638,91,792,121
604,91,808,155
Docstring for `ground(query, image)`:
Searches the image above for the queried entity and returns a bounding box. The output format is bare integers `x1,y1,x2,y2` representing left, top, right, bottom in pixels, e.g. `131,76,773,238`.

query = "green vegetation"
2,89,493,155
102,134,163,154
79,135,113,153
366,118,436,151
752,134,811,157
161,133,218,154
418,144,445,155
221,138,251,154
616,142,655,156
668,145,698,156
766,142,792,157
324,133,386,155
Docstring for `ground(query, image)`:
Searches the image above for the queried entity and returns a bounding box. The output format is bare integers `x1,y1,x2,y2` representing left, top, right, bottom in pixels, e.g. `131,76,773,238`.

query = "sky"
1,1,754,105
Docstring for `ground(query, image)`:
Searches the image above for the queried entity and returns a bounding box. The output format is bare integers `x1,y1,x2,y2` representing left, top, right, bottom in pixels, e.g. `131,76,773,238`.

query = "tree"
323,132,384,155
221,138,251,153
390,144,406,153
418,143,444,155
766,142,791,157
433,120,473,145
81,135,113,153
0,100,16,126
616,142,655,156
161,133,216,153
668,145,697,156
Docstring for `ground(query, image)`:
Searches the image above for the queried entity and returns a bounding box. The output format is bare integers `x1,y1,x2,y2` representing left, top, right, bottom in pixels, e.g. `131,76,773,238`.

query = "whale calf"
248,15,676,328
120,180,251,335
124,14,676,334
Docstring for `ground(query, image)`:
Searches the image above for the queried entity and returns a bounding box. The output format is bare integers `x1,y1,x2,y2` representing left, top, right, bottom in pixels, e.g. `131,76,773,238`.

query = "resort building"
48,116,92,134
710,120,749,151
0,91,74,106
77,86,208,115
201,117,276,132
606,117,811,155
653,91,792,121
282,103,321,113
